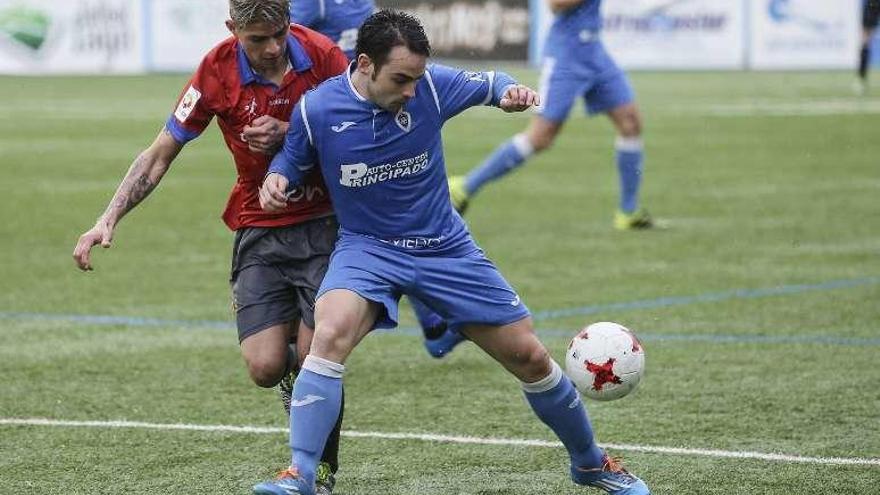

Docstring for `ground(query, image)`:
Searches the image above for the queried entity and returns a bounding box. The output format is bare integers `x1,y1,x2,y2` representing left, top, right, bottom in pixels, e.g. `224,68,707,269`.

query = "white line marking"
2,417,878,467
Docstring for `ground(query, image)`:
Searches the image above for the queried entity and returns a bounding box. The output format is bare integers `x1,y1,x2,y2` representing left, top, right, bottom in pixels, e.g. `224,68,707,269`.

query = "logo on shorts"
291,394,326,407
510,295,521,306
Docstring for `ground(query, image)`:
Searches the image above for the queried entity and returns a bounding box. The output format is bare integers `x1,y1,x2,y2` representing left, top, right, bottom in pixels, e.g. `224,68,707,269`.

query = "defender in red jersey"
73,2,347,493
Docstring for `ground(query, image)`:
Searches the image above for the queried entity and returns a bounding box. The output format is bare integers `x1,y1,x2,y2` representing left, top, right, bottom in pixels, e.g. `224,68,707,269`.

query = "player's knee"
312,319,358,359
619,113,642,138
528,131,555,152
246,355,286,388
507,341,552,382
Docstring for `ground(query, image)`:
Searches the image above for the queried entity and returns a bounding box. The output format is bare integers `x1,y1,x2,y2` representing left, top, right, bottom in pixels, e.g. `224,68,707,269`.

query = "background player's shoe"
447,176,470,213
571,456,650,495
614,208,654,231
315,462,336,495
852,79,868,96
278,368,297,415
253,467,314,495
423,324,466,358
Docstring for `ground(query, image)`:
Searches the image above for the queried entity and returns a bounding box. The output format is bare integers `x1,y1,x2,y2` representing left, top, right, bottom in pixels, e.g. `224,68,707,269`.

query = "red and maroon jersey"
166,25,348,231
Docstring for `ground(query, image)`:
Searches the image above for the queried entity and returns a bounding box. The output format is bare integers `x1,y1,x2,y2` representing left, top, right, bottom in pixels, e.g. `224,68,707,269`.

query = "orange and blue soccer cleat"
572,455,650,494
253,466,314,495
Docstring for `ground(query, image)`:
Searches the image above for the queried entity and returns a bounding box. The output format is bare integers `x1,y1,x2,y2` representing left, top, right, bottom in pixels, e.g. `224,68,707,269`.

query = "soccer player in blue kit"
253,10,651,495
292,0,466,358
449,0,653,231
290,0,373,61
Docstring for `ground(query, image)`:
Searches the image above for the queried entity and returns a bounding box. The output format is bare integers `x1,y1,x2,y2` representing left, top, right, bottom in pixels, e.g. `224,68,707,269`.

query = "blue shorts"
317,237,531,331
538,43,634,123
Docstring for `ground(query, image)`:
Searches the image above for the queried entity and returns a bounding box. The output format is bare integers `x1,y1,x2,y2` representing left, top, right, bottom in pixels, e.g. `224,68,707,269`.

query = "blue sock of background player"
410,296,465,358
465,134,643,215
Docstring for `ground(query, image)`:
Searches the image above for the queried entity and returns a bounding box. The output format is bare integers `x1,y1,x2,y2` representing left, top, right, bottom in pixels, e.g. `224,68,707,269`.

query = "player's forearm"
100,146,171,226
99,127,182,226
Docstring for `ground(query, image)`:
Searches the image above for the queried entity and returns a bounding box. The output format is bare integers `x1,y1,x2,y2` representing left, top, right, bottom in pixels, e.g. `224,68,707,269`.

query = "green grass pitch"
1,69,878,494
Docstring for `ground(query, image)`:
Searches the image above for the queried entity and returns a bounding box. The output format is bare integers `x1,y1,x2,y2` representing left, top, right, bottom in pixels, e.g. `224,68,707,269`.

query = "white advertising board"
147,0,230,72
530,0,745,70
748,0,860,70
0,0,144,74
602,0,745,70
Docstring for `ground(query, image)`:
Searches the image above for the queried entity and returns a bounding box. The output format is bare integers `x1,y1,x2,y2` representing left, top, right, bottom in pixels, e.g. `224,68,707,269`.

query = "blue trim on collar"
236,33,314,87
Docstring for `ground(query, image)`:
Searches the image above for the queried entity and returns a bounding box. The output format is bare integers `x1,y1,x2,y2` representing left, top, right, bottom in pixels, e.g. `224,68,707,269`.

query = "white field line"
2,417,878,467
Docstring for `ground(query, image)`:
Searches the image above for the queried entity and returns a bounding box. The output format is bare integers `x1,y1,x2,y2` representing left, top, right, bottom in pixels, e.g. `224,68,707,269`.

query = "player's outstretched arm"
498,84,540,113
73,128,183,271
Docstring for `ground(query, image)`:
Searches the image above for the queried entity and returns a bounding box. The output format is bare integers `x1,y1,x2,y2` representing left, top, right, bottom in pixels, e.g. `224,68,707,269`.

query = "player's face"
364,46,427,112
227,21,289,73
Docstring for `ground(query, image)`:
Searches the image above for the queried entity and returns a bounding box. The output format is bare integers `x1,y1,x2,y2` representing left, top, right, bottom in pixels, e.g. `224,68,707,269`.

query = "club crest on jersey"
174,85,201,123
395,109,412,132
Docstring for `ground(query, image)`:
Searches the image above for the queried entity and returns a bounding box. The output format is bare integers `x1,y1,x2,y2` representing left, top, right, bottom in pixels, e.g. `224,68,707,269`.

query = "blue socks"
523,361,604,469
615,136,644,214
290,355,345,487
465,134,534,195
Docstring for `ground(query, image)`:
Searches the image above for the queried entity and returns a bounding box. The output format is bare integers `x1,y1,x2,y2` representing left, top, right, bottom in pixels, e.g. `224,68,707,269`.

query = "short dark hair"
355,10,431,70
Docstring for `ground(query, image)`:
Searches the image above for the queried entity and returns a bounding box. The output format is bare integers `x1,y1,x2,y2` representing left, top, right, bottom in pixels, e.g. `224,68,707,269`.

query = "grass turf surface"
1,69,878,494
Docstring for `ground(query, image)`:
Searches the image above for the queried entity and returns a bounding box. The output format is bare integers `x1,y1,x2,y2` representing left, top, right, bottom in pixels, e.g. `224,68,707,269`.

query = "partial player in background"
254,10,651,495
290,0,374,60
292,0,466,358
73,1,347,493
856,0,880,95
449,0,654,231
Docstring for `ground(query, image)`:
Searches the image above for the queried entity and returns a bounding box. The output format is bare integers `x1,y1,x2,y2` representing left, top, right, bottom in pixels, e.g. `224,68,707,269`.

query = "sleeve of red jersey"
165,59,220,145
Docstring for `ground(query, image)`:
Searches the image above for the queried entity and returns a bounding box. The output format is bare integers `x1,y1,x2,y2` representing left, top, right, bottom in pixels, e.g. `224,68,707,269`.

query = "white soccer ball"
564,321,645,401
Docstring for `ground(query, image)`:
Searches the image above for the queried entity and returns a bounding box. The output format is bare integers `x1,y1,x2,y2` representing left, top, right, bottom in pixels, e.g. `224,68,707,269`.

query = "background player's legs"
859,28,877,88
289,289,381,488
857,1,880,94
457,116,562,209
461,318,605,470
451,56,578,212
606,102,645,217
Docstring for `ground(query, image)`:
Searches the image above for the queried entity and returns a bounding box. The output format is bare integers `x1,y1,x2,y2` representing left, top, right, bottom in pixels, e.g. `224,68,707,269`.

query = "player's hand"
259,172,290,212
73,218,114,271
242,115,288,155
499,85,540,113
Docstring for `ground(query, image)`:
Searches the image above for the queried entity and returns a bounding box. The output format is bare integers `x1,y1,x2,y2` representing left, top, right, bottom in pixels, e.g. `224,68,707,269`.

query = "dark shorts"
865,0,880,29
230,216,339,341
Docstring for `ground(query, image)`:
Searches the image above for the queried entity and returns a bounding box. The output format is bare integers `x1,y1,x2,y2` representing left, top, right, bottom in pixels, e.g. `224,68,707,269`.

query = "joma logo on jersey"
339,152,429,187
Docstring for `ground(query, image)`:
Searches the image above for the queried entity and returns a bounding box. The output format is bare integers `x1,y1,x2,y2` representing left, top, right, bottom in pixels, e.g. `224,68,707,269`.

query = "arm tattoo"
109,153,159,217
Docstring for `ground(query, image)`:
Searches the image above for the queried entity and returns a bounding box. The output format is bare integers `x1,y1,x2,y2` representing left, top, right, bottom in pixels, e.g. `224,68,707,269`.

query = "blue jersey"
269,64,515,255
291,0,374,60
546,0,602,57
